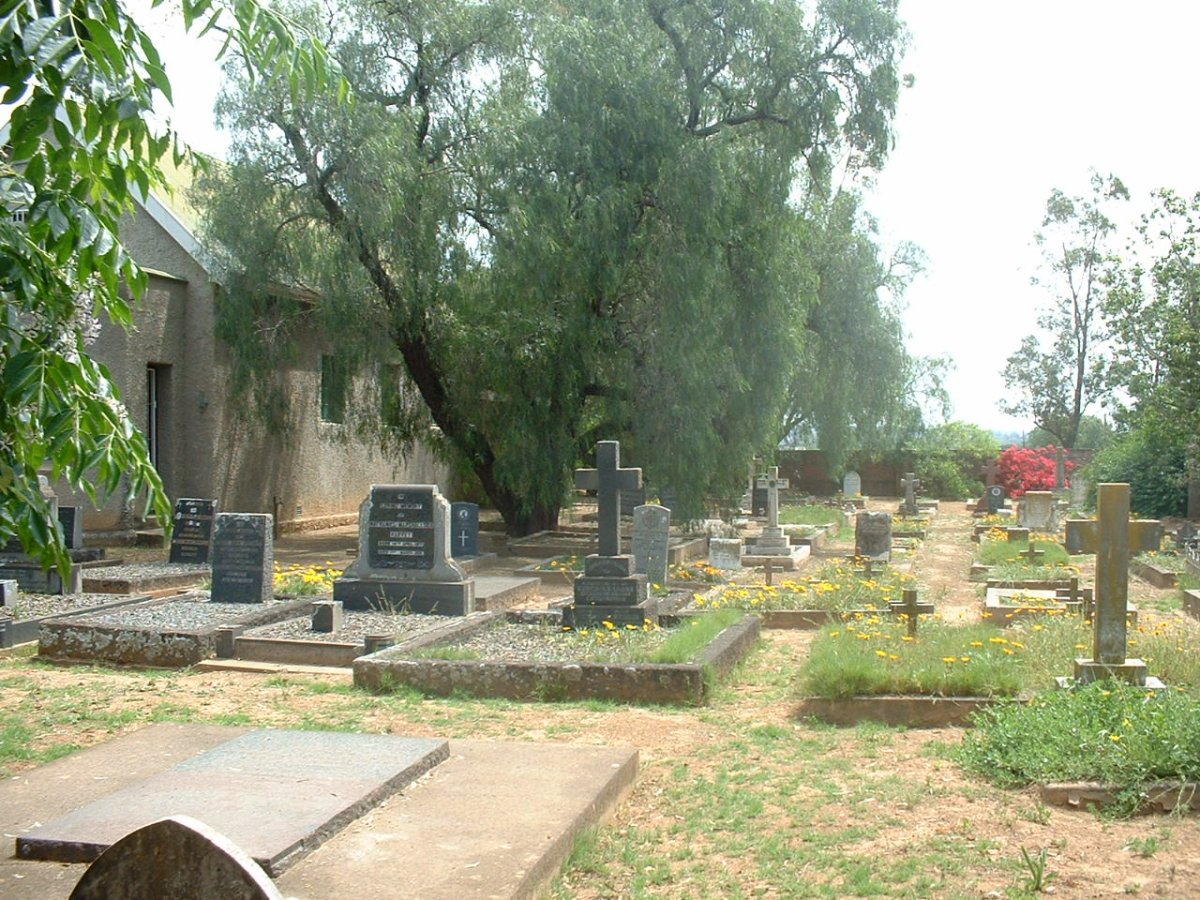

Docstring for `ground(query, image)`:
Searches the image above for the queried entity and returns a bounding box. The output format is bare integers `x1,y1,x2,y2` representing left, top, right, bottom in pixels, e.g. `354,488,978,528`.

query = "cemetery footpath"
6,497,1200,896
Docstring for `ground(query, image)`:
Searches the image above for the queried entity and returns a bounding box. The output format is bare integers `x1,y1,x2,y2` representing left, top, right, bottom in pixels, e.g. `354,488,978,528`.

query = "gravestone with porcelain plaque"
169,499,217,564
632,504,671,587
210,513,273,603
333,485,474,615
450,502,479,558
566,441,654,629
985,485,1006,514
1063,483,1164,687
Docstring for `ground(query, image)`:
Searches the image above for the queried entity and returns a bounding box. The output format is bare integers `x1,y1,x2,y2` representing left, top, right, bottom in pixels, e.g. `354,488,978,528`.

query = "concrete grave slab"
0,724,638,900
17,730,449,876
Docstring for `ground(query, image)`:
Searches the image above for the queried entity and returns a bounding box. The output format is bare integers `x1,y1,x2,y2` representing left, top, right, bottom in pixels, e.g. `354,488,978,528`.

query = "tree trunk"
1188,440,1200,520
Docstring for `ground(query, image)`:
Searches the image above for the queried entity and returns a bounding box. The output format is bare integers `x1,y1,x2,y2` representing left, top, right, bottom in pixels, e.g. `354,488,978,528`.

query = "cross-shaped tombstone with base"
979,460,1000,487
574,441,642,557
568,441,653,629
750,466,790,554
1064,483,1163,687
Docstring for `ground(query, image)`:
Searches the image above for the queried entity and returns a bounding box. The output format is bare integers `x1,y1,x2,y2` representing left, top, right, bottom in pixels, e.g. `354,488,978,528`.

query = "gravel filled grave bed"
1,593,133,621
244,611,448,644
71,594,296,628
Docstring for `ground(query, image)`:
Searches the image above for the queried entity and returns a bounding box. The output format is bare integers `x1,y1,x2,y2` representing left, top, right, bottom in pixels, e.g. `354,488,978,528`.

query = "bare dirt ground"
3,501,1198,898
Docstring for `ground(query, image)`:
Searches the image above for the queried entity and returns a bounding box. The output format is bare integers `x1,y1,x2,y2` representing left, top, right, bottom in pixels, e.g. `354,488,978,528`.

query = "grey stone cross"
755,467,789,532
1065,483,1162,682
575,440,642,557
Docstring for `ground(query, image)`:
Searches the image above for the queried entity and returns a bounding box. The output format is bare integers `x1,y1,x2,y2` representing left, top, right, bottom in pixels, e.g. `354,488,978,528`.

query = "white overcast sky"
136,0,1200,436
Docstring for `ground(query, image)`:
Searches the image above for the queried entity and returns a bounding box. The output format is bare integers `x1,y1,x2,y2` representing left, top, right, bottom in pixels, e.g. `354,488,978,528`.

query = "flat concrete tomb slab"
0,723,638,900
16,730,448,876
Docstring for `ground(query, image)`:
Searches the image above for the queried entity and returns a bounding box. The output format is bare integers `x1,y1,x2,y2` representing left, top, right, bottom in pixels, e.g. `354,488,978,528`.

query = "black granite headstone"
169,499,217,564
986,485,1006,514
618,487,647,518
210,514,273,603
450,502,479,558
57,505,83,550
752,487,768,517
366,487,435,570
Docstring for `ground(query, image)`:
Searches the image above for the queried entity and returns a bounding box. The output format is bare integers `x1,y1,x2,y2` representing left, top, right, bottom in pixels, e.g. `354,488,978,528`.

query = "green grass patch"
702,559,915,613
641,609,743,663
1134,550,1187,574
978,537,1071,567
799,619,1032,698
778,504,844,528
957,681,1200,816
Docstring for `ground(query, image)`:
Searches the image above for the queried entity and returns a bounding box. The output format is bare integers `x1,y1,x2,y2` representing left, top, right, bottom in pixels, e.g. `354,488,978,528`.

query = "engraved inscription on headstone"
210,514,273,603
367,487,435,570
450,501,479,558
632,504,671,587
169,498,217,564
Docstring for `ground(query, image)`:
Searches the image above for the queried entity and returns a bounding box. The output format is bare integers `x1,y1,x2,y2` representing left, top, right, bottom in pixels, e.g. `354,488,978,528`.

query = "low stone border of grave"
38,596,312,668
1184,589,1200,622
0,593,152,649
982,593,1083,626
1129,558,1178,589
353,613,761,706
222,611,500,668
891,528,927,540
984,577,1077,591
1039,781,1200,813
81,563,211,595
760,609,838,629
794,695,1005,728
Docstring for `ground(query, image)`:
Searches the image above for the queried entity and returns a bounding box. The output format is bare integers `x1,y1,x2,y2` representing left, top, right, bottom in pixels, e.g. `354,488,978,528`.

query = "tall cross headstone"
568,441,653,628
574,441,642,557
979,460,1000,487
748,467,790,554
1064,483,1163,685
901,472,920,517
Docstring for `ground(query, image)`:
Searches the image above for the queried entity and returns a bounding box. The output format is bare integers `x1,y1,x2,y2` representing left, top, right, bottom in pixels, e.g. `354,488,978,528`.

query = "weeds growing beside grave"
796,615,1129,698
701,559,915,612
957,681,1200,816
798,619,1029,698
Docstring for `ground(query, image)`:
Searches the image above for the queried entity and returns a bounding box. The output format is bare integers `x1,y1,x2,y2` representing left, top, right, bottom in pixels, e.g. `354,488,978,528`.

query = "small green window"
320,354,347,423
